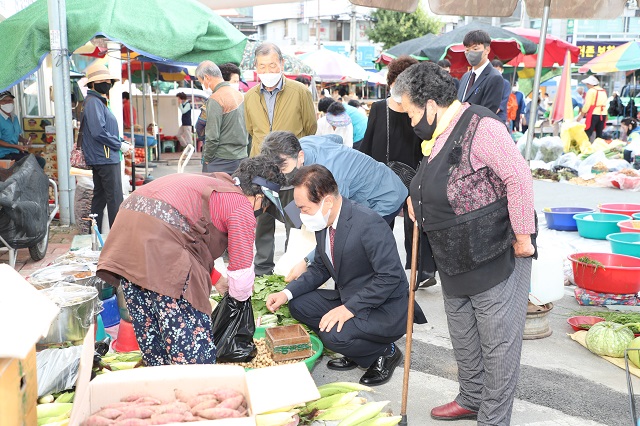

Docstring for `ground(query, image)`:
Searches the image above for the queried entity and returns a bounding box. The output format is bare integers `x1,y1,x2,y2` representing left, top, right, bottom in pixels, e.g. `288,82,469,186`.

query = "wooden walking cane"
399,220,420,426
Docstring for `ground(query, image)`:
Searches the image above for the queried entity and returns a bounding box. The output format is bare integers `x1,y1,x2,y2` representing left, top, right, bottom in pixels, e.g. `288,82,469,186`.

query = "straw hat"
582,75,600,86
85,63,120,85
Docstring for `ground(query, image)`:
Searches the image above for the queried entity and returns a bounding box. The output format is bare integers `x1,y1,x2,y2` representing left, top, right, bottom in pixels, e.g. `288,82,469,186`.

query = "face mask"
93,82,112,95
389,85,402,103
465,50,484,67
230,82,240,91
253,197,264,218
203,87,213,96
413,104,438,141
284,166,298,185
300,198,330,232
0,103,14,114
259,73,282,88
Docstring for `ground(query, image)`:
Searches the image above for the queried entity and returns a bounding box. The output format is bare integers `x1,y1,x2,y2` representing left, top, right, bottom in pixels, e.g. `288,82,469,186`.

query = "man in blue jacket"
261,131,407,281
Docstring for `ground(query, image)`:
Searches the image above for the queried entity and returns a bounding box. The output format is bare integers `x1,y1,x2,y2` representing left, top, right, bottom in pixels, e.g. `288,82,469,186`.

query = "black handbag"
386,99,417,189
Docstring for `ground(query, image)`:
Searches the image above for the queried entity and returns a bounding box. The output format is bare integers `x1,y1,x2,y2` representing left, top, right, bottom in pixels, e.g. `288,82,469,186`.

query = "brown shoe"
430,401,478,420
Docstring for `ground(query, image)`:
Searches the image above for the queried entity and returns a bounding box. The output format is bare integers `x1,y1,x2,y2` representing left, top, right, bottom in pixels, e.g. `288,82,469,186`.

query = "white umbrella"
298,49,369,81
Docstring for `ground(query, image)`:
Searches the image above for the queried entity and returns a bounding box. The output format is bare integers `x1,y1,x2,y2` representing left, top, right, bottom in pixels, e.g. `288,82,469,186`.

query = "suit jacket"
458,63,505,116
286,199,427,337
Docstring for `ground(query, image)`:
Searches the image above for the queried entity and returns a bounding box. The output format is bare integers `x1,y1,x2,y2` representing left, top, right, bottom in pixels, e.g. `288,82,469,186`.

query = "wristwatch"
304,257,312,267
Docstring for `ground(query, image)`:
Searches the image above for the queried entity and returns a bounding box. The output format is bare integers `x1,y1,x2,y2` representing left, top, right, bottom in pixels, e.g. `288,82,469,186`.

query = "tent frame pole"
525,0,552,161
127,50,136,191
141,65,149,177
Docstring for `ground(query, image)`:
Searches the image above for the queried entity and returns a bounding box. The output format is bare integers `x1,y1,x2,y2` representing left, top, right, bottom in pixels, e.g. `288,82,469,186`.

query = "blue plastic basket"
100,294,121,328
574,213,629,240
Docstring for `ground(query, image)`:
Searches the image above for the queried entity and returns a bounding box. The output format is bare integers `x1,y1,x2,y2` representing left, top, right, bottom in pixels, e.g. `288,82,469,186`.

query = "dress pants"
443,257,532,426
91,163,123,233
254,188,294,275
288,289,398,368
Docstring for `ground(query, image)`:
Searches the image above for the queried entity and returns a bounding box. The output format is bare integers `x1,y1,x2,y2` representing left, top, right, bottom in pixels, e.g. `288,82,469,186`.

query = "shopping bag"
211,293,257,363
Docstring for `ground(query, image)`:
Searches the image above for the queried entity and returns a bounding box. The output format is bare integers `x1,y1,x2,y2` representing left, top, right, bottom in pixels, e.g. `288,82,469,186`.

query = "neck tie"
465,72,476,99
329,226,336,263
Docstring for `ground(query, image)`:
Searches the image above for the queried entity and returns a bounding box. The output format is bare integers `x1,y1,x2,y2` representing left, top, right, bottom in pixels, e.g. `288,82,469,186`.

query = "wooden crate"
265,325,313,362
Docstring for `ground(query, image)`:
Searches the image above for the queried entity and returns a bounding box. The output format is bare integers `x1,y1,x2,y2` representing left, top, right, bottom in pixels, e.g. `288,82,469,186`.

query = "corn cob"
337,400,390,426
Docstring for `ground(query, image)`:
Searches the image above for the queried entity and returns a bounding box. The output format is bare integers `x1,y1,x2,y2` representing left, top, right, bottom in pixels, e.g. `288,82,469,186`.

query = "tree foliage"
365,5,443,50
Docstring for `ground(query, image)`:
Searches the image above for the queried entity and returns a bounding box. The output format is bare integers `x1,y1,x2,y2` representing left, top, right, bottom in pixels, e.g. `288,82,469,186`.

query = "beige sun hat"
85,63,120,85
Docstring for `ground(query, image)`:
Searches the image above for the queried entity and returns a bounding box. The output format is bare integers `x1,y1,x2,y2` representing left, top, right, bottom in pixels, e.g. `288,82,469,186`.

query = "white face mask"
0,103,14,114
230,82,240,91
259,73,282,88
300,198,330,232
389,85,402,104
203,87,213,97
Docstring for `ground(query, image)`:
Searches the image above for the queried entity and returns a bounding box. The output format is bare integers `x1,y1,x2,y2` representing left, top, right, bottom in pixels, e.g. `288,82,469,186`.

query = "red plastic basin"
567,316,605,332
599,203,640,216
619,220,640,233
568,252,640,294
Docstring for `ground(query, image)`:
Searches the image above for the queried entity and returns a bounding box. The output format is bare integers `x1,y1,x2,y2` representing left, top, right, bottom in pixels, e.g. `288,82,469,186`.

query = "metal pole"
127,50,136,191
141,65,148,177
155,76,161,162
148,68,157,162
350,4,357,62
47,0,71,225
317,0,321,50
525,0,552,161
57,0,76,224
190,80,196,149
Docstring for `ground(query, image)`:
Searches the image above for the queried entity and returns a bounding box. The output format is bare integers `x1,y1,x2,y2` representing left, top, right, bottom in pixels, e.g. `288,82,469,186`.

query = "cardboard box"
0,159,14,169
70,362,320,425
22,117,54,132
0,347,38,426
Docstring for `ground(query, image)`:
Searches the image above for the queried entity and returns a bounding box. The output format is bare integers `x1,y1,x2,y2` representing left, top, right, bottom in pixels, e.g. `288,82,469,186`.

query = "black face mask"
93,82,112,95
284,167,298,185
413,104,437,141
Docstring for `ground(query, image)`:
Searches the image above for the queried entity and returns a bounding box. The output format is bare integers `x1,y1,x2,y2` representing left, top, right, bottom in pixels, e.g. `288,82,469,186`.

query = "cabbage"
585,321,634,358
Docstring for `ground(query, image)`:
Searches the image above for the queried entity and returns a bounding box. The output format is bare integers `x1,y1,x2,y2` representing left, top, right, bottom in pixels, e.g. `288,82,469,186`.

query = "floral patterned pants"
121,280,216,366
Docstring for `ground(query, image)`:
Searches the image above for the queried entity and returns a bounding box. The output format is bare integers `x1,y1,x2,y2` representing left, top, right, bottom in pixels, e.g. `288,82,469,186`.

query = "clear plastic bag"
553,152,581,172
534,136,564,163
36,345,83,397
577,151,607,178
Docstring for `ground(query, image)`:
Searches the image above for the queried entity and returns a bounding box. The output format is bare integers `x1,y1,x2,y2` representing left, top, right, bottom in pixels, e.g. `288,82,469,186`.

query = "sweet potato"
192,398,221,413
94,408,124,420
148,412,186,424
81,415,115,426
174,389,195,404
154,401,191,415
118,406,154,419
187,394,217,409
216,395,244,410
133,397,163,406
211,389,243,401
197,407,244,420
121,394,148,403
101,402,130,410
112,420,149,426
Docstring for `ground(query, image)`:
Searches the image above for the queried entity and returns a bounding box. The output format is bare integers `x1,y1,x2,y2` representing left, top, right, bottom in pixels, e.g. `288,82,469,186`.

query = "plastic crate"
265,324,313,362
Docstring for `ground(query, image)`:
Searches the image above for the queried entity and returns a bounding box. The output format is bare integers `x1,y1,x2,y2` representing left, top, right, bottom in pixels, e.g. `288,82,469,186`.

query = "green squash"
628,337,640,368
585,321,634,358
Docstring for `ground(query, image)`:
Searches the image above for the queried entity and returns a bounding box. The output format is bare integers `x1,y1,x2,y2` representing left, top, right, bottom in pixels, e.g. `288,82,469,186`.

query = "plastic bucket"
618,220,640,233
634,213,640,220
100,295,121,328
599,203,640,216
39,283,99,345
530,249,565,304
568,252,640,294
113,320,140,352
607,233,640,258
543,207,593,231
573,213,630,240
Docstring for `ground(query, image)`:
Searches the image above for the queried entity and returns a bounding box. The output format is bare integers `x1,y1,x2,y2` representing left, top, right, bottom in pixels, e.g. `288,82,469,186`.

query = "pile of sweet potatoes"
81,387,248,425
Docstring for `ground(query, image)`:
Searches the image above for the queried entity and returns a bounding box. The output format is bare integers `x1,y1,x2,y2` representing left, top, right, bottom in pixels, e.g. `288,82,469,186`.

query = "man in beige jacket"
244,42,317,275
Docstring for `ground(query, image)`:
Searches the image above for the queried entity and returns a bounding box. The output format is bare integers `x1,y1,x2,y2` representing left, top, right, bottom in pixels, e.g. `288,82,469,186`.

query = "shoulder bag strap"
386,98,390,164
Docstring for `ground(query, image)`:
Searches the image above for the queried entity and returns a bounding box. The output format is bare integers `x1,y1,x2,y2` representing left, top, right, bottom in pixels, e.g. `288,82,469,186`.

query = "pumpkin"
585,321,634,358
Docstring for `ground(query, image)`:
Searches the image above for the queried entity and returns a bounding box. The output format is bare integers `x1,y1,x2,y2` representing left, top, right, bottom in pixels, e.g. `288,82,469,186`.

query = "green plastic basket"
254,326,323,372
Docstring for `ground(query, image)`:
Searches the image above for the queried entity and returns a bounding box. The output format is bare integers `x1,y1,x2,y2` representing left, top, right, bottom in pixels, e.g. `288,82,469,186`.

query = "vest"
181,101,192,126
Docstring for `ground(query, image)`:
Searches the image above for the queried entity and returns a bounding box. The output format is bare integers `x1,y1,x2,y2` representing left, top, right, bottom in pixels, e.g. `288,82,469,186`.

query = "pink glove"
227,266,255,301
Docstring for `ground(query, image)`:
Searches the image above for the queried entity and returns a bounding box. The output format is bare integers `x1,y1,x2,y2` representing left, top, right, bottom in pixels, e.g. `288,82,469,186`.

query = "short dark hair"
261,131,302,166
218,63,241,82
176,92,187,100
491,59,503,69
338,87,349,97
327,102,346,115
122,92,130,100
437,59,451,68
290,164,339,204
347,99,360,108
622,117,638,130
387,55,419,86
232,156,286,202
318,97,335,113
295,76,311,86
393,62,458,108
463,29,492,48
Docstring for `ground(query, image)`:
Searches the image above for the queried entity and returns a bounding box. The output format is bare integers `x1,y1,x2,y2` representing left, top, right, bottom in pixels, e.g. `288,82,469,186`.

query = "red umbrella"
506,28,579,68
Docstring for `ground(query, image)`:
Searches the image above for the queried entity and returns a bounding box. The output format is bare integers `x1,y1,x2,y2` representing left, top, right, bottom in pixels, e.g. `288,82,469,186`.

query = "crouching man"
266,164,426,386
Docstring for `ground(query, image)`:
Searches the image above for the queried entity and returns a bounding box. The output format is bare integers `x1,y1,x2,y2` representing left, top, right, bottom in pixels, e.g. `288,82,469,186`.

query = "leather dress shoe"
419,276,437,288
430,401,478,421
359,347,402,386
327,356,358,371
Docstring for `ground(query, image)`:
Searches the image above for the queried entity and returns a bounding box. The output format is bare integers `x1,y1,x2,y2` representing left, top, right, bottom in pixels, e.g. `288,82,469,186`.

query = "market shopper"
261,131,407,282
82,64,131,233
577,75,608,140
316,101,353,148
218,62,243,91
175,92,193,148
244,42,317,276
621,117,640,164
196,60,248,174
393,62,536,424
0,91,45,168
97,157,286,366
359,55,437,287
266,164,426,386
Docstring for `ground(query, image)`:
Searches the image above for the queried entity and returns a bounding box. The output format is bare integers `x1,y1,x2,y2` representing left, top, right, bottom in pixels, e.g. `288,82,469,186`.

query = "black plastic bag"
0,155,48,248
211,293,257,363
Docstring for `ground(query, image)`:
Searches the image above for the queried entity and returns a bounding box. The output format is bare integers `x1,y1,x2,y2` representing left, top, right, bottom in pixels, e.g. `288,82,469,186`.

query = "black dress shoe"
359,347,403,386
327,356,358,371
418,276,437,288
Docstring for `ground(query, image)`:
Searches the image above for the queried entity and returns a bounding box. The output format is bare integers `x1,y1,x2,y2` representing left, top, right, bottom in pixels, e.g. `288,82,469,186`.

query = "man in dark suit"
457,30,504,116
267,164,426,386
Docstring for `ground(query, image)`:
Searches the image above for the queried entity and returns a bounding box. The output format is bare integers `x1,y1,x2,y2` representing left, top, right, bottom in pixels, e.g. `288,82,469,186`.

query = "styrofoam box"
70,362,320,425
